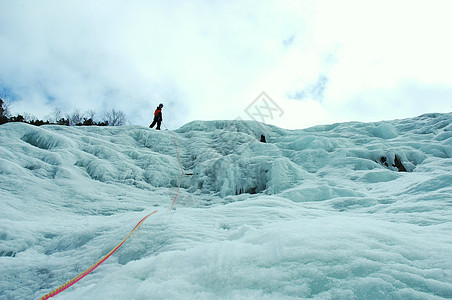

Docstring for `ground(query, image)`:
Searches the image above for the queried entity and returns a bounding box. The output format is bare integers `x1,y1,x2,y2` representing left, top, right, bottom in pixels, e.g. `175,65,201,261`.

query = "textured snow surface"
1,113,452,299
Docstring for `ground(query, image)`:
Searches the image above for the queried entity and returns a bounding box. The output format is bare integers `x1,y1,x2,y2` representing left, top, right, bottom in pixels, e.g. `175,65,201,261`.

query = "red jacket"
154,108,162,121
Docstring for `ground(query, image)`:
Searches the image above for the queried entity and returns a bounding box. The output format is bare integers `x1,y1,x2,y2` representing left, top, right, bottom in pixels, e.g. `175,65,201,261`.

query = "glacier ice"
0,113,451,299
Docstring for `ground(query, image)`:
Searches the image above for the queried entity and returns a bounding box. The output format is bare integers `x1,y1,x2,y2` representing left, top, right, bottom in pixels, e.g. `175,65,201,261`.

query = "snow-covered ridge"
1,113,451,299
177,115,451,197
3,114,450,198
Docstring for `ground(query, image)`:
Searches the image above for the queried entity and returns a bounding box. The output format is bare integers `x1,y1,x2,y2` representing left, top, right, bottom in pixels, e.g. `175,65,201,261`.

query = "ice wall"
1,113,451,299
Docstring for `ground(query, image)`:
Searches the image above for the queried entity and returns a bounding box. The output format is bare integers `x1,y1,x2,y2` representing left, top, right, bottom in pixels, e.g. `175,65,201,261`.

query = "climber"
149,103,163,130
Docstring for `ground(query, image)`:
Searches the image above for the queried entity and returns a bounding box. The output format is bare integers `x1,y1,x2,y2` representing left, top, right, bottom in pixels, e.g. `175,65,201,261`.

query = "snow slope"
1,113,451,299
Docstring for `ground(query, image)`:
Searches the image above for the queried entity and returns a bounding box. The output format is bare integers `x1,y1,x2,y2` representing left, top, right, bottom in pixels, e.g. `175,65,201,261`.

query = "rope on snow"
39,210,158,300
163,121,185,211
40,123,186,299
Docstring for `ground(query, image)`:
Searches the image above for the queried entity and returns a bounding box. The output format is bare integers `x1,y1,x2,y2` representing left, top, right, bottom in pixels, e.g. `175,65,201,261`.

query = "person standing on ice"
149,103,163,130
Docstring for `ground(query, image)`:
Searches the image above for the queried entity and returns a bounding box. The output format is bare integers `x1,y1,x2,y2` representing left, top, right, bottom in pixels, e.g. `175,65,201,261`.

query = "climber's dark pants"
149,119,161,130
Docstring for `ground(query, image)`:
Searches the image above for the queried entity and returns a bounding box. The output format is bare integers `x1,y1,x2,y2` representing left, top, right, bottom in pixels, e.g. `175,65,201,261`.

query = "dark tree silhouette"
104,109,127,126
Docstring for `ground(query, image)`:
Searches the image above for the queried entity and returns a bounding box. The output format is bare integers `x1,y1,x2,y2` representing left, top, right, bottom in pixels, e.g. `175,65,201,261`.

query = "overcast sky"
1,0,451,129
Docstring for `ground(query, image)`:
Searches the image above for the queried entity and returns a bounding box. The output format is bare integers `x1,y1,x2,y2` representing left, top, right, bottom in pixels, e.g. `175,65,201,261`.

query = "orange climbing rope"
40,123,186,299
39,212,157,299
163,122,185,211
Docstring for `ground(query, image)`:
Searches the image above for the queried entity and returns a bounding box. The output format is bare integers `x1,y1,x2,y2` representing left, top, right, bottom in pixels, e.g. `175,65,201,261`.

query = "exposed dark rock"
379,155,407,172
260,135,266,143
393,155,407,172
380,156,389,167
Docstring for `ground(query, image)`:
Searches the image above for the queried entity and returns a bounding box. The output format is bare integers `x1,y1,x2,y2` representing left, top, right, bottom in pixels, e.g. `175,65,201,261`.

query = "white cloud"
1,0,451,129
